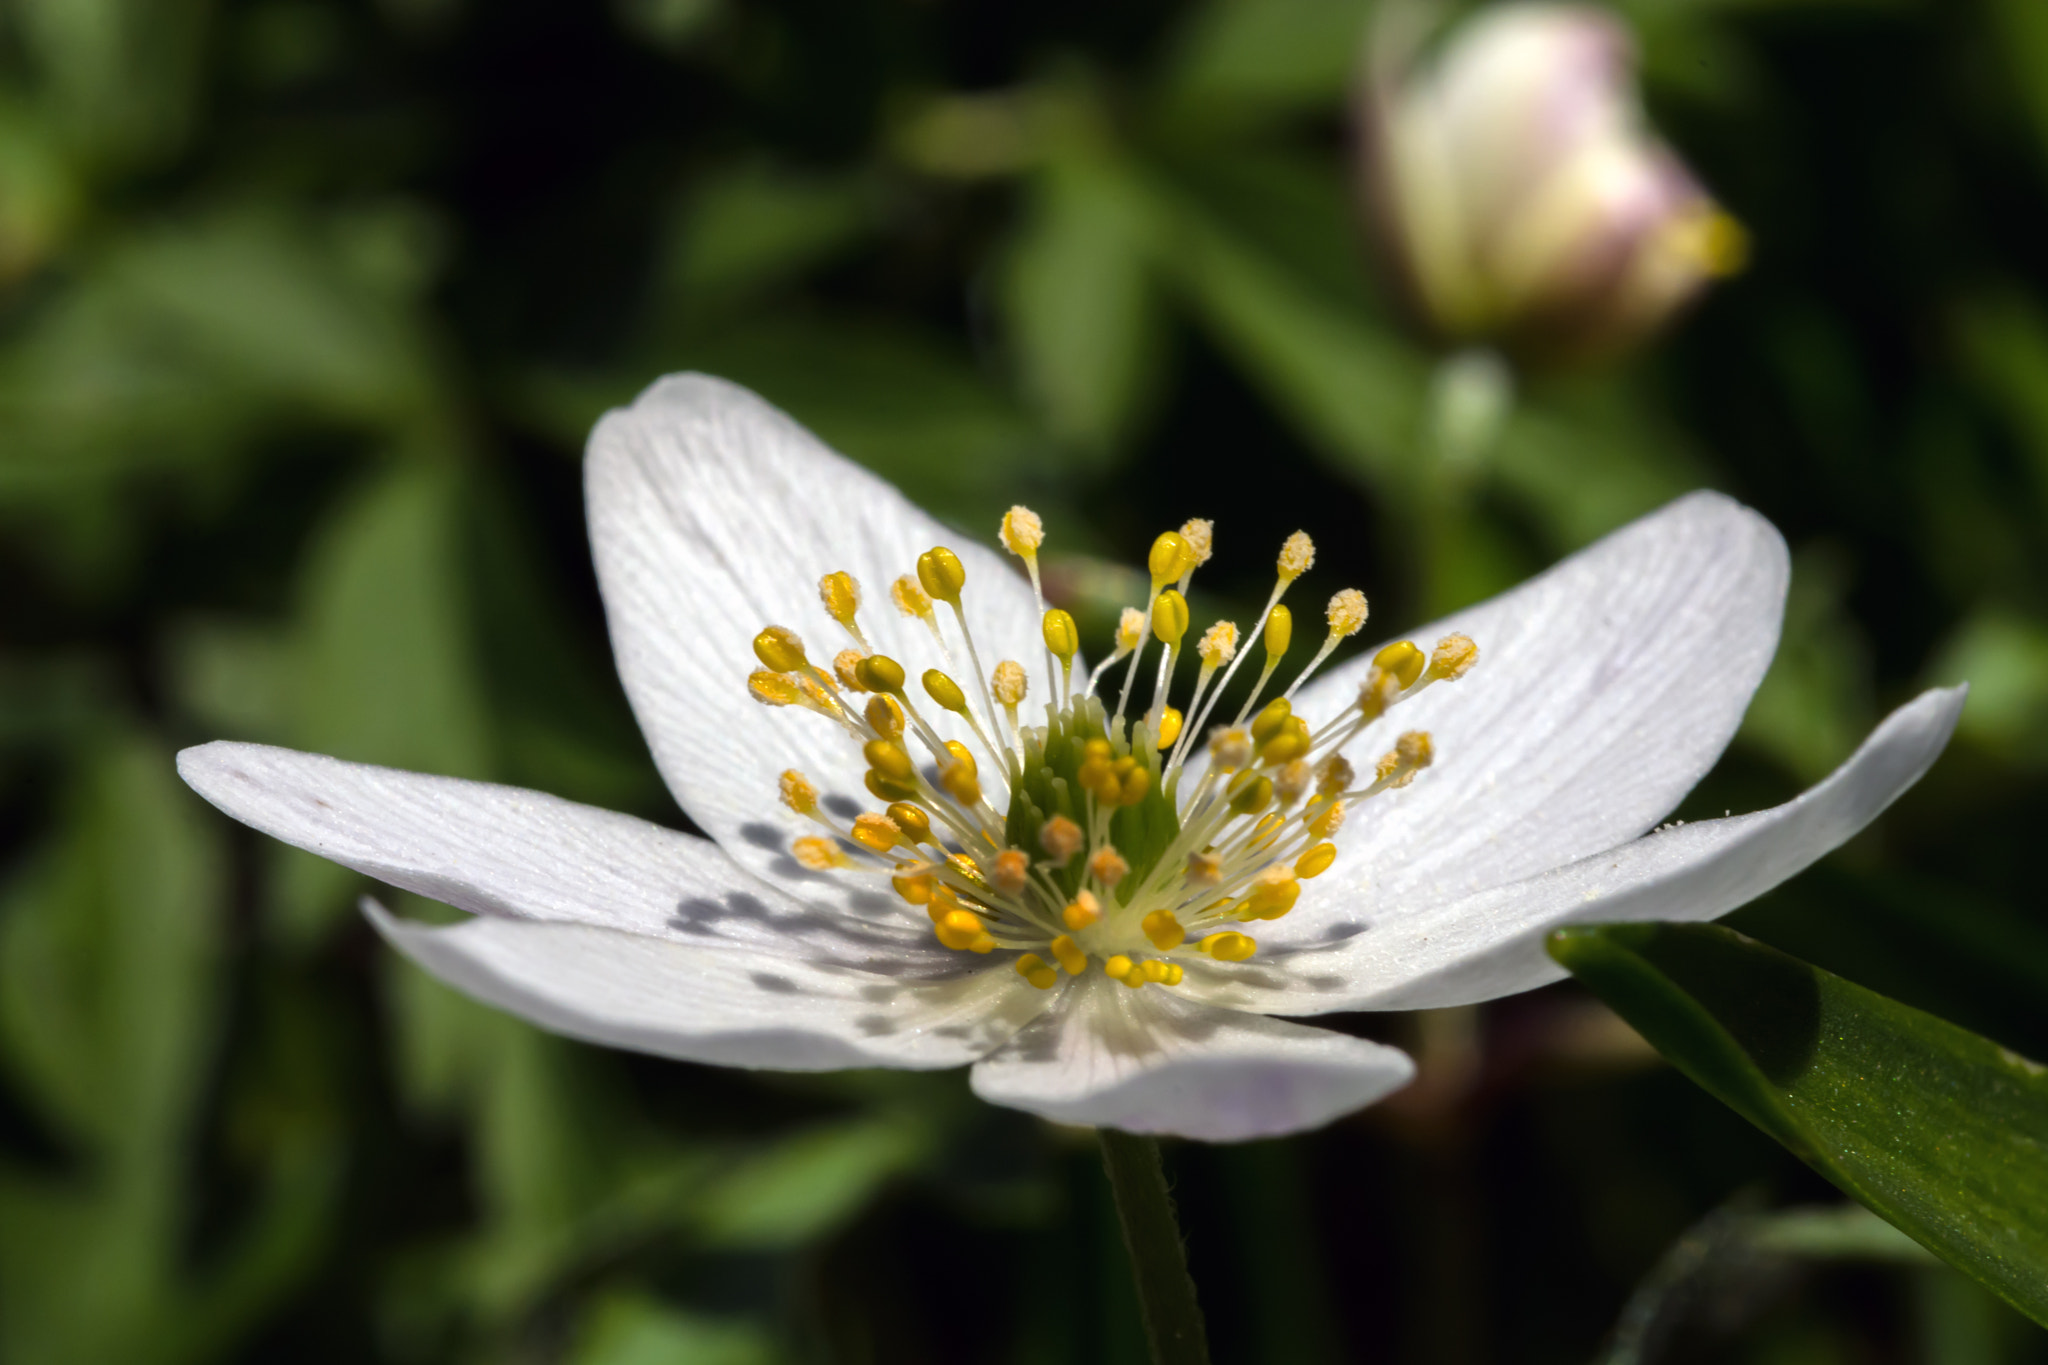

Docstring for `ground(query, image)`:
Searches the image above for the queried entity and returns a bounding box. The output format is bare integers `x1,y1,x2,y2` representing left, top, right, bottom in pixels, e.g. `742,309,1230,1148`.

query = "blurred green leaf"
1987,0,2048,173
658,161,870,316
571,1293,780,1365
1739,544,1874,782
10,0,211,170
690,1115,928,1251
1548,922,2048,1326
1925,608,2048,766
1158,0,1374,119
1003,145,1163,453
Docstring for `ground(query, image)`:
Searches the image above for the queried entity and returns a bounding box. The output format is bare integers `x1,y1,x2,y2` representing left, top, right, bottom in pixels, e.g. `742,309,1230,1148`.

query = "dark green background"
2,0,2046,1360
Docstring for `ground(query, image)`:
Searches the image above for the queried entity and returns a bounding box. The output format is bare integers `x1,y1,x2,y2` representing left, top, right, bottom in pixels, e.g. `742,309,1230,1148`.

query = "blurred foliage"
0,0,2045,1361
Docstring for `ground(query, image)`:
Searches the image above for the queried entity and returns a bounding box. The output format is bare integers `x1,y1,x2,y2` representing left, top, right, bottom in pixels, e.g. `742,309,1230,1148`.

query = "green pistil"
1006,696,1182,902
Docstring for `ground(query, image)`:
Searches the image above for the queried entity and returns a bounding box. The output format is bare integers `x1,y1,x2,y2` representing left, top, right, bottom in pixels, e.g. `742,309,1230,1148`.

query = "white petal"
369,900,1047,1071
1184,686,1966,1017
1283,490,1787,948
586,374,1045,891
177,740,962,968
969,976,1415,1142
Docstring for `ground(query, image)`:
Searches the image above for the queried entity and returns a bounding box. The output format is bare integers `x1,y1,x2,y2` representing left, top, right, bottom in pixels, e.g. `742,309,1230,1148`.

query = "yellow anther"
792,836,846,871
1141,910,1186,951
944,740,977,778
1358,669,1402,721
1307,798,1346,839
1163,962,1185,986
1316,756,1354,798
940,741,981,804
833,648,868,691
798,677,838,714
1197,621,1239,668
892,871,934,905
1228,773,1274,816
1103,954,1134,981
1374,640,1426,690
1250,698,1292,744
852,812,902,853
1152,589,1190,646
1250,812,1286,847
886,802,933,845
923,668,968,713
1148,531,1194,588
988,849,1030,897
778,769,818,816
1179,518,1214,567
1428,633,1479,681
1295,842,1338,879
1088,846,1130,888
863,738,915,782
748,670,803,707
1042,608,1079,661
916,547,967,605
1209,728,1252,770
1273,758,1312,806
865,771,914,803
993,659,1028,707
1184,850,1222,887
1200,931,1258,962
855,654,906,694
1396,730,1434,769
1115,607,1146,653
1326,588,1369,638
1140,959,1174,984
1258,716,1310,765
1039,815,1084,863
1277,531,1315,582
1050,935,1088,975
752,626,807,673
891,574,932,619
1241,869,1300,921
1156,707,1183,749
1121,970,1147,989
925,886,959,921
1077,745,1149,807
936,908,988,951
864,695,905,740
819,571,861,627
1000,506,1046,558
1063,890,1102,931
1015,954,1058,990
1264,605,1293,659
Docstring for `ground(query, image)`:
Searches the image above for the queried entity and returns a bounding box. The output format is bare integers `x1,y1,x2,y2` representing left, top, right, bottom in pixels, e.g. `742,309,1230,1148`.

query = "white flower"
1363,3,1747,358
177,375,1964,1143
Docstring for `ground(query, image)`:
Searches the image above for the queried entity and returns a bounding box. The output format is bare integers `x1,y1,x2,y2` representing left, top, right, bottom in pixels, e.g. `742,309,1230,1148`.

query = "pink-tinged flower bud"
1360,4,1746,362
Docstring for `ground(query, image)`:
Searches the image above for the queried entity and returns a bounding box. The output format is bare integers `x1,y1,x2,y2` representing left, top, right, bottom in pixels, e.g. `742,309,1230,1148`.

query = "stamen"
1284,589,1369,701
779,770,818,815
752,626,808,673
819,571,864,642
1087,846,1130,889
1040,815,1084,863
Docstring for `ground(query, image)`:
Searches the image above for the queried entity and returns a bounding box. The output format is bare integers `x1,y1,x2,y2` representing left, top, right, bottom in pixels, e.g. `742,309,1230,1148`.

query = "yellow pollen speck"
1277,531,1315,582
1088,846,1130,888
1050,935,1087,975
1200,931,1257,962
1428,633,1479,681
1264,605,1293,658
753,626,807,672
1156,706,1183,749
1209,728,1251,770
1185,849,1222,886
1295,842,1337,879
1000,505,1045,557
819,571,861,626
778,769,817,815
1063,890,1102,930
1103,954,1134,981
1015,954,1058,990
852,812,902,853
1197,621,1238,668
993,659,1028,707
988,849,1030,897
1039,815,1083,862
1179,518,1214,566
1326,589,1369,638
792,836,844,871
833,648,868,691
1141,909,1186,951
748,670,803,707
890,575,932,619
1115,607,1146,653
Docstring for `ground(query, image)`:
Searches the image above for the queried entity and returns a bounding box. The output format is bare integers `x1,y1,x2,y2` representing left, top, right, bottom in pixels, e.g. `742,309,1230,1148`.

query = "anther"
988,849,1030,897
1050,935,1088,975
852,812,902,853
1200,931,1257,962
1307,798,1346,839
1273,758,1312,806
891,871,934,904
1241,868,1300,920
936,908,992,952
1209,728,1252,770
855,654,906,694
891,575,933,619
886,802,933,845
1228,773,1274,816
1179,518,1214,568
1396,730,1434,769
1251,698,1292,744
864,738,915,782
779,770,818,815
864,694,905,739
1063,891,1102,931
748,671,804,707
916,547,967,605
1103,954,1134,981
1156,707,1183,749
1115,607,1145,654
792,836,848,871
1148,531,1194,588
1428,633,1479,681
1141,910,1186,951
1088,847,1130,888
923,668,969,714
1015,954,1058,990
1197,621,1239,668
1185,850,1222,886
1043,609,1079,662
1316,756,1354,798
1277,531,1315,583
1039,815,1083,863
1374,640,1426,690
753,626,807,673
1326,589,1369,639
833,649,868,691
940,741,981,804
993,660,1028,707
1000,506,1045,559
1264,605,1293,659
1152,589,1190,646
1295,842,1338,879
819,571,861,627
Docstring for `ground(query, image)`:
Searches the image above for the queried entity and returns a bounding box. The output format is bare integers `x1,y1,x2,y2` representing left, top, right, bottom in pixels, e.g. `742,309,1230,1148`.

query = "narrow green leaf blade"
1547,922,2048,1325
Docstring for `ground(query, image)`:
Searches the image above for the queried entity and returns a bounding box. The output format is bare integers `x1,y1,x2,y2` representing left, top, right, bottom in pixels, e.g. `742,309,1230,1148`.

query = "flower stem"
1098,1129,1211,1365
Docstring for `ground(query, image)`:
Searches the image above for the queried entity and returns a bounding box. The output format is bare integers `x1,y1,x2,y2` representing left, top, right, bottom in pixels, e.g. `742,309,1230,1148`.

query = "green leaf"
1547,922,2048,1326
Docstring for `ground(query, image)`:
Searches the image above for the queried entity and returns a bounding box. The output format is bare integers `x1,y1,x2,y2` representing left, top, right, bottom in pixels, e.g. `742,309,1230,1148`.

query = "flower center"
746,508,1478,993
